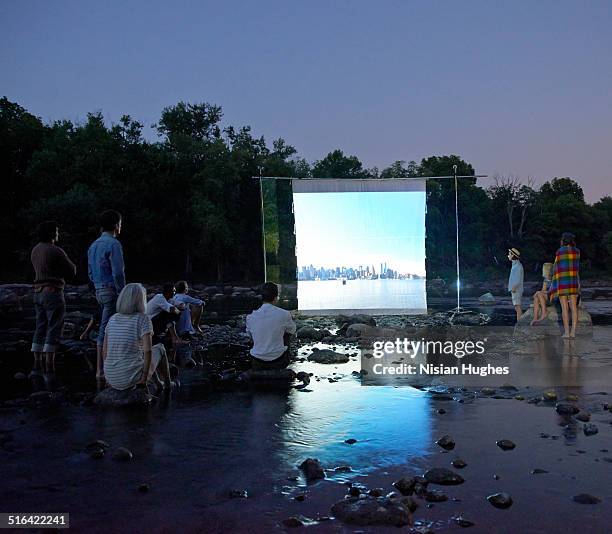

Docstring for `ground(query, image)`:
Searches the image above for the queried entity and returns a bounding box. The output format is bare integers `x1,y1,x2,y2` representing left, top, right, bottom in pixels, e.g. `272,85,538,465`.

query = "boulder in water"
307,348,349,364
331,495,412,526
94,387,151,407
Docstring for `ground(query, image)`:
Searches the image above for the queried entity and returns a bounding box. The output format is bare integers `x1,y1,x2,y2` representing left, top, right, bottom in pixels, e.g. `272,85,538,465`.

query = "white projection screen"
292,178,427,315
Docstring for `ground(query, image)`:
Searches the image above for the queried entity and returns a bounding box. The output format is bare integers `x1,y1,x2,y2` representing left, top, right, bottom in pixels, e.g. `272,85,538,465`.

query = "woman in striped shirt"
103,283,172,390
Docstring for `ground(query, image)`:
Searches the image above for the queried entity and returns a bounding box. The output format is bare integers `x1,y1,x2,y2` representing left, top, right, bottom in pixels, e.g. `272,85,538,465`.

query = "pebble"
393,476,418,496
344,438,357,444
282,517,305,528
496,439,516,451
111,447,133,461
436,435,455,451
299,458,325,481
452,459,467,469
572,494,601,504
229,489,248,498
556,403,580,416
487,492,513,509
543,390,557,401
423,468,465,485
583,424,598,436
531,468,548,474
575,412,591,422
424,489,447,502
88,447,105,459
453,516,475,528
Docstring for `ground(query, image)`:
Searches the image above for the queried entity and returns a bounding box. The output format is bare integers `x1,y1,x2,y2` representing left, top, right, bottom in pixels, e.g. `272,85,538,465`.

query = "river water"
1,300,612,532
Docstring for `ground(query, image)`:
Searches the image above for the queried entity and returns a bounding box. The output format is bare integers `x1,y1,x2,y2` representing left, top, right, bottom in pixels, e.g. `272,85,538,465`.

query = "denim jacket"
87,232,126,292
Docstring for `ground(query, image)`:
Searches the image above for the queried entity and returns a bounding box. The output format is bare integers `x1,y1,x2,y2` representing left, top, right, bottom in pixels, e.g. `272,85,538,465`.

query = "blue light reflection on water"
276,378,432,477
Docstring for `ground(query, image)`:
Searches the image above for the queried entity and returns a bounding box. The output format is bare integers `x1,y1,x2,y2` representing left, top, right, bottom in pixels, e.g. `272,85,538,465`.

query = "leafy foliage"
0,97,609,283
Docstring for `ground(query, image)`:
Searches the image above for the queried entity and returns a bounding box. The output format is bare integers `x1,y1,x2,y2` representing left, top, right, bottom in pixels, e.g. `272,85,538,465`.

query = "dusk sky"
2,0,611,201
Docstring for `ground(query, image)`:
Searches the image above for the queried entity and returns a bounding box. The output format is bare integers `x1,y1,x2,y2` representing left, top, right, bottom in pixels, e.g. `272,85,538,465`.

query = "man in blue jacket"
87,210,126,378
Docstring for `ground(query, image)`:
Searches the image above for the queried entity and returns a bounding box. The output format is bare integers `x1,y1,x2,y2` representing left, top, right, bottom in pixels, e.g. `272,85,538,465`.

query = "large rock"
331,496,412,526
307,348,349,364
297,326,331,341
299,458,325,481
94,387,151,407
423,468,465,485
515,305,593,338
335,314,377,327
345,324,377,338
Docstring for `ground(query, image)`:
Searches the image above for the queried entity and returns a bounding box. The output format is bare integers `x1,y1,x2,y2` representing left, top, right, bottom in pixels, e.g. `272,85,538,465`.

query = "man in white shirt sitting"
172,280,205,336
246,282,296,370
146,283,183,345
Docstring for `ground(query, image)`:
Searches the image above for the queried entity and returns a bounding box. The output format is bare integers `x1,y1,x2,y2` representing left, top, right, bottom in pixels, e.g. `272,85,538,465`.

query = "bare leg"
569,295,578,337
45,352,55,373
559,296,570,337
191,305,203,333
531,294,541,325
538,293,549,320
96,346,104,378
515,305,522,321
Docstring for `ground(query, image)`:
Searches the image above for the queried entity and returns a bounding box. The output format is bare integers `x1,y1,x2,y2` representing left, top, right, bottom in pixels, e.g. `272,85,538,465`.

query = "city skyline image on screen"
293,186,427,314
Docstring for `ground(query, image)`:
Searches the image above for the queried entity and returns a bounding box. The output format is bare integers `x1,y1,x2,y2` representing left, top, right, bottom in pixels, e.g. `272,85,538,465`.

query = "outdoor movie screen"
292,178,427,315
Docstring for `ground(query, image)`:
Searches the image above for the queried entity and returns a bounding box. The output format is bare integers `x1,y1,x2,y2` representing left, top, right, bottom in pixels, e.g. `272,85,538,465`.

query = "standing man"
31,221,76,371
88,210,125,378
246,282,296,370
507,247,524,321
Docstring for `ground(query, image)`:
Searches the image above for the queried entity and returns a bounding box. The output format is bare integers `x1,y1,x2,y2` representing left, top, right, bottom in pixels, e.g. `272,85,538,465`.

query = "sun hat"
508,248,521,258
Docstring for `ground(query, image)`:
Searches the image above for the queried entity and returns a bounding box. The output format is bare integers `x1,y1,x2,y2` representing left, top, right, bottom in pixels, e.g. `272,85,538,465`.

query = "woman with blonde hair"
531,262,553,325
103,283,172,390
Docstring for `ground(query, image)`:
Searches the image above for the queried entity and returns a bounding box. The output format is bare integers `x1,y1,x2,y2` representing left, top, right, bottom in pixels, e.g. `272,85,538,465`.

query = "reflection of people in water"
531,262,553,325
548,233,580,339
246,282,296,370
507,248,524,321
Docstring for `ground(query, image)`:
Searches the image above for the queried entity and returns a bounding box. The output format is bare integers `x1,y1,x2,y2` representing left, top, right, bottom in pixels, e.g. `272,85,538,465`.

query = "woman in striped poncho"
548,232,580,338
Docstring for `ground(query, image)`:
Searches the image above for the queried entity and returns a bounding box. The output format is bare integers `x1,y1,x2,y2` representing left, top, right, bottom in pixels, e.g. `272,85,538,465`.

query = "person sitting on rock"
531,262,553,325
145,284,185,354
246,282,296,370
103,283,172,391
172,280,204,336
507,247,524,322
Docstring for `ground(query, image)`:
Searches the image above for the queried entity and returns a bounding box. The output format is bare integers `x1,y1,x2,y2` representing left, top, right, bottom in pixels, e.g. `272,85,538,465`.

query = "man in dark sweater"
30,221,76,370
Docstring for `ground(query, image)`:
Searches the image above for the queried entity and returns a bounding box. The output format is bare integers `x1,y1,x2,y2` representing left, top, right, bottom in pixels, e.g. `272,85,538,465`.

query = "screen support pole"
454,164,460,311
258,173,267,282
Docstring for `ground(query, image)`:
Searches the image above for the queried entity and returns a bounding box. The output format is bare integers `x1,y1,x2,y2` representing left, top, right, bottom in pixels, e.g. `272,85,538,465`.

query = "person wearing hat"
507,247,524,321
548,232,580,338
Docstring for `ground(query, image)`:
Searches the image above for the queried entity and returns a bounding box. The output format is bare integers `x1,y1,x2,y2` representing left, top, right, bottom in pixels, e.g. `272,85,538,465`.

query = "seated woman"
103,283,172,391
531,262,553,325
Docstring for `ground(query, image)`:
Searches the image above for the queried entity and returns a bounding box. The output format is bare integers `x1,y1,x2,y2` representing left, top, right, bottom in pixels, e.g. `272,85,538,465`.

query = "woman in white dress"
103,283,172,390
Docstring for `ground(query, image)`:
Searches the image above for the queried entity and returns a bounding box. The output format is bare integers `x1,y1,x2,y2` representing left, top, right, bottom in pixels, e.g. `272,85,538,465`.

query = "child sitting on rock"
531,262,553,325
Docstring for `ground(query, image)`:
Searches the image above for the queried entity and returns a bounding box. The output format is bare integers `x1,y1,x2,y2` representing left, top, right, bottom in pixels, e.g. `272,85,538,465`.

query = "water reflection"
278,362,432,478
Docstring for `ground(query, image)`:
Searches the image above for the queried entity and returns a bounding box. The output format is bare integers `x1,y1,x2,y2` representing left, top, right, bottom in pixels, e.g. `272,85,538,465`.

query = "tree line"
1,96,611,284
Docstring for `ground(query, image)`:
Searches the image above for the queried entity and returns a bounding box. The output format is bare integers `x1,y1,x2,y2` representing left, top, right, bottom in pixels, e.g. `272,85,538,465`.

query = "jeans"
96,287,117,347
31,289,65,353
